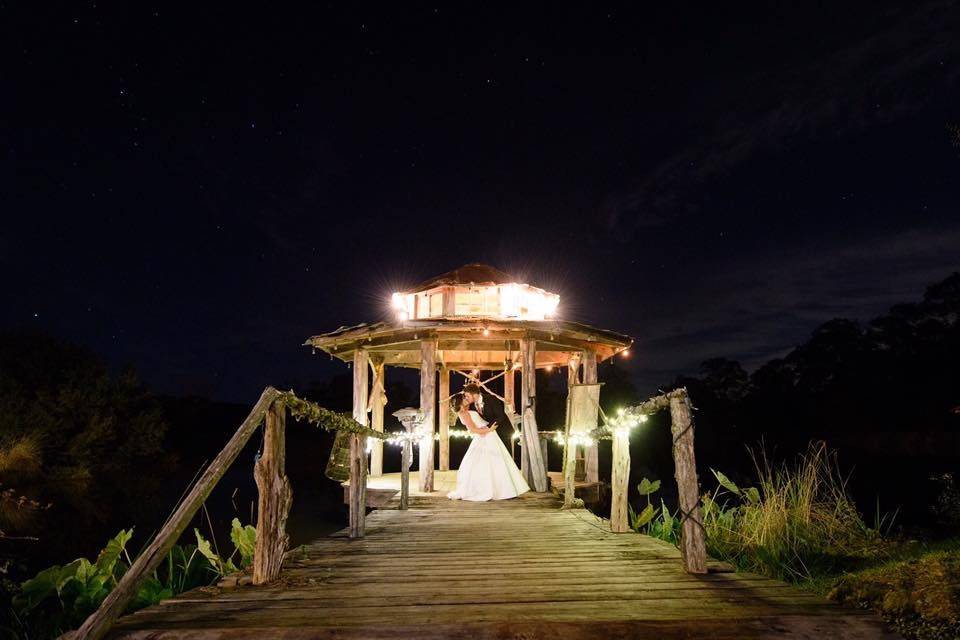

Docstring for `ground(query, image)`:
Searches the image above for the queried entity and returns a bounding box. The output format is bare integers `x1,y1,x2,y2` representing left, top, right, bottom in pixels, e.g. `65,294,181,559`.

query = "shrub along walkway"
108,492,898,639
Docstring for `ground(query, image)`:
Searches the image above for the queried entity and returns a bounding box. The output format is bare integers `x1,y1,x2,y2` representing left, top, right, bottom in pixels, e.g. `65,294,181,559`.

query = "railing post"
610,428,631,532
393,408,421,510
253,400,292,584
348,432,367,538
670,389,707,573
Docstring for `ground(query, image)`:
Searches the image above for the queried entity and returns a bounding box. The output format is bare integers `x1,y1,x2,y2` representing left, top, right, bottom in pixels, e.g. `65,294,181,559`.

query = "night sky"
4,2,959,401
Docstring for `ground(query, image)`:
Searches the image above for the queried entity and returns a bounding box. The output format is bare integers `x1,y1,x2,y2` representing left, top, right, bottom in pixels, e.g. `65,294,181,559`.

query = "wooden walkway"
109,493,896,639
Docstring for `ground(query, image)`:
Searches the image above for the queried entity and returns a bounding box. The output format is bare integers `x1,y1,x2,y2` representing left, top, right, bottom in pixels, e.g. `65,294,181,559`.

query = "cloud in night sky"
631,224,960,391
605,1,960,233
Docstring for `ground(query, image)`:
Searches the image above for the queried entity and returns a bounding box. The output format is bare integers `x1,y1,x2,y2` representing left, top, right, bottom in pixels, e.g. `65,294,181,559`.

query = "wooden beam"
520,339,548,492
438,365,450,471
563,354,581,508
252,401,292,584
350,349,369,539
369,358,386,477
419,340,437,492
73,387,280,640
582,352,599,483
670,389,707,574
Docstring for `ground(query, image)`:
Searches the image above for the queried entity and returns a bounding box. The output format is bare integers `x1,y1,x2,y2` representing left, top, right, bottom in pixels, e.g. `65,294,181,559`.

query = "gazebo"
306,263,632,494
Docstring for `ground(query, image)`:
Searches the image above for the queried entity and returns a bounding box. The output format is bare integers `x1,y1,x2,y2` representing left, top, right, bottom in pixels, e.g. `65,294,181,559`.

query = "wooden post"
401,425,412,510
438,365,450,471
520,339,548,492
582,351,599,484
563,354,581,506
610,427,631,532
74,388,280,640
252,401,292,584
419,340,437,492
349,349,369,538
670,389,707,573
369,357,386,477
505,364,516,460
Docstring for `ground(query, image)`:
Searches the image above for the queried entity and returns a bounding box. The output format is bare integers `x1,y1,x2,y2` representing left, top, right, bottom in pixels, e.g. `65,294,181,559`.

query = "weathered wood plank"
108,480,893,640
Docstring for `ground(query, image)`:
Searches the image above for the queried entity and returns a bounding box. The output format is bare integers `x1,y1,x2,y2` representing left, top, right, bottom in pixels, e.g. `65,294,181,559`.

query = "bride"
446,392,530,501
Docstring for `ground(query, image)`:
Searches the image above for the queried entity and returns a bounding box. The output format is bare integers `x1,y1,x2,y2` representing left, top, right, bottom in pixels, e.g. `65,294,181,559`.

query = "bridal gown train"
447,410,530,501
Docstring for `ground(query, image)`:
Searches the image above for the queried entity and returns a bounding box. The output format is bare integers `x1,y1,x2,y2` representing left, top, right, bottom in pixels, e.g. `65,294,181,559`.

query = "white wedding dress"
447,410,530,501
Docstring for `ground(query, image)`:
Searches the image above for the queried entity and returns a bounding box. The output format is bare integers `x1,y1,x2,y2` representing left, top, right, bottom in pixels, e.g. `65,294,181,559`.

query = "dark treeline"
659,273,960,530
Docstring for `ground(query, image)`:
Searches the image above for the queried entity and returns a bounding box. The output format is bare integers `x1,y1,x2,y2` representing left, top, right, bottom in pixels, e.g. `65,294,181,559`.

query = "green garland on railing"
277,390,388,440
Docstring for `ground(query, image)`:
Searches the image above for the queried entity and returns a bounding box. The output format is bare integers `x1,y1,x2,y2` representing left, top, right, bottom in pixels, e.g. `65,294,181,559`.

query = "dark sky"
3,2,959,401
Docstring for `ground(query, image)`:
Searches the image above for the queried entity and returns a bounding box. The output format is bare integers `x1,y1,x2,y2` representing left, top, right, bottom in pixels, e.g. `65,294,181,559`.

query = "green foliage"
9,519,257,639
637,477,661,496
280,391,386,439
628,503,655,530
12,529,133,637
230,518,257,568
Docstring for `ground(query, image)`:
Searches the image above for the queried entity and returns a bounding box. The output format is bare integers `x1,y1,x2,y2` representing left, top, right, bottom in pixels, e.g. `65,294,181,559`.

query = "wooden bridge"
69,388,896,639
106,492,894,639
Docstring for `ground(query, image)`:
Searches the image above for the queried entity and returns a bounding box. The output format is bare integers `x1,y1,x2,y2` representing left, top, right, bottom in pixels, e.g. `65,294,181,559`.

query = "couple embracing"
446,383,530,502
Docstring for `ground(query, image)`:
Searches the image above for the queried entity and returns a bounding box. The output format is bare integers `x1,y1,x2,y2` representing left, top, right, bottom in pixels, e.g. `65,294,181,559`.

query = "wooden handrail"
71,387,281,640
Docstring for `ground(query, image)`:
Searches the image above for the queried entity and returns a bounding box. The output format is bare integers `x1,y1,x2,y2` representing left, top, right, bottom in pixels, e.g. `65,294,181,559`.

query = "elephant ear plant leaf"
712,469,742,496
230,517,257,568
637,477,661,496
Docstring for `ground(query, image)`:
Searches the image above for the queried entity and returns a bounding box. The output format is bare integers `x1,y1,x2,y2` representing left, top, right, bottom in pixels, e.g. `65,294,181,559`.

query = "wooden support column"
438,365,450,471
419,340,437,492
253,401,292,584
400,425,412,509
505,363,517,460
582,351,599,483
349,349,369,539
520,339,548,492
670,389,707,573
610,427,631,532
369,357,386,477
563,354,581,507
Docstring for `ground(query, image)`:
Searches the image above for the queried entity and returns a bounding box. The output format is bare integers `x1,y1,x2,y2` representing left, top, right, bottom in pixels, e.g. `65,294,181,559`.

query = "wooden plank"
252,401,291,584
74,387,281,640
108,474,892,640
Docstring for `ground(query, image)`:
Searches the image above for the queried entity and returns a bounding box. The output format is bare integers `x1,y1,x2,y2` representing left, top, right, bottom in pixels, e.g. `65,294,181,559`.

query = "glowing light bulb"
621,349,631,357
482,328,490,336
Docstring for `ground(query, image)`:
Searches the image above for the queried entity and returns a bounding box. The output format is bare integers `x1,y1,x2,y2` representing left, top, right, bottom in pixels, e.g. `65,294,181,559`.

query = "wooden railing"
71,387,379,640
560,387,707,575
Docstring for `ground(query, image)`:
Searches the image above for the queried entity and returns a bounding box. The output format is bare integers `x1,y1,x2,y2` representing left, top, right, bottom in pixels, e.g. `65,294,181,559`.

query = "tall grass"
703,441,887,581
0,435,43,479
636,442,888,582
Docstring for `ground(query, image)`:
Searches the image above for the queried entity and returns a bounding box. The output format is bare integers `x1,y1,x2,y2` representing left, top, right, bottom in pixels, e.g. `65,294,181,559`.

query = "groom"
462,383,511,448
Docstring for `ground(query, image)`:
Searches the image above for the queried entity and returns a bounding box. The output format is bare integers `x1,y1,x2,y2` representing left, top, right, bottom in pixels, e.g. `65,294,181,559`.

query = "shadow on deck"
109,492,897,639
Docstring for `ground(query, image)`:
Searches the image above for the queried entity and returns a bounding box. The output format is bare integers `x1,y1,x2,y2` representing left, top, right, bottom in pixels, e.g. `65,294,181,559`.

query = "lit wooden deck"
108,493,896,639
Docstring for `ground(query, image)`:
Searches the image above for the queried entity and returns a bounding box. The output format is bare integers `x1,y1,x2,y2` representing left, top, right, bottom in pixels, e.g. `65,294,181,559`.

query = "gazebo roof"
306,318,632,370
405,263,514,293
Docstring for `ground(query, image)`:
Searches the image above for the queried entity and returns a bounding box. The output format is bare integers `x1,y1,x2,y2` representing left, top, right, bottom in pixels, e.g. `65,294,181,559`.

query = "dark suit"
473,392,512,449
